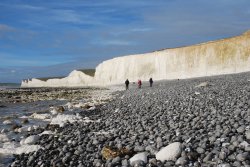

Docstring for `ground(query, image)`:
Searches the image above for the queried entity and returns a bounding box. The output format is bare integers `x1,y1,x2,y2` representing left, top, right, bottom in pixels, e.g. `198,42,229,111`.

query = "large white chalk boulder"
20,135,40,145
38,130,54,136
129,152,148,165
0,143,42,155
15,145,42,154
3,120,14,125
50,114,83,127
30,113,51,120
0,134,9,142
156,142,182,162
195,82,208,87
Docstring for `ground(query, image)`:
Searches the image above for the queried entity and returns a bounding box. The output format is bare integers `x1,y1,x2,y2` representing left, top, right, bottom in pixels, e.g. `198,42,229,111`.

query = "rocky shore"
0,87,109,104
2,72,250,166
0,87,117,167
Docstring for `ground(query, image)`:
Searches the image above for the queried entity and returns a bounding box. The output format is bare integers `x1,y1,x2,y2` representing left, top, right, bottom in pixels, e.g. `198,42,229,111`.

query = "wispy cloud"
131,28,152,32
14,4,45,10
102,40,136,46
0,24,15,32
91,38,137,46
50,9,84,24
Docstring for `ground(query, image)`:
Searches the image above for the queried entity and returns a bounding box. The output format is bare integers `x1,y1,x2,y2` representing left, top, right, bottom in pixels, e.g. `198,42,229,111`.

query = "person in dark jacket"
125,79,129,90
149,78,153,87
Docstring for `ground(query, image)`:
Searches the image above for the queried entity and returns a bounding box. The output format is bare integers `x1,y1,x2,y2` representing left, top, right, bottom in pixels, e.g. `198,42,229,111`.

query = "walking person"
125,79,129,90
149,78,153,87
138,79,142,89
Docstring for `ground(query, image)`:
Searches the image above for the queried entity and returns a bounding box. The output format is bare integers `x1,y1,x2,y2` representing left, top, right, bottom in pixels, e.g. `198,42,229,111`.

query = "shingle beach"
2,72,250,167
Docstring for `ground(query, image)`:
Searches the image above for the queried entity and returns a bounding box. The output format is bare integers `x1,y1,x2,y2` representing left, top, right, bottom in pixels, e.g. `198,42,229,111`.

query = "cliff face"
21,70,94,87
21,31,250,87
95,31,250,85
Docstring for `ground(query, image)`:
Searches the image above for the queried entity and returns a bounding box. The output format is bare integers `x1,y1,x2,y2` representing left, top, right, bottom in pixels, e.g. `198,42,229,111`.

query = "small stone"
218,163,232,167
196,147,205,154
134,146,145,152
239,141,249,149
222,143,230,147
219,151,227,160
93,140,99,146
209,136,216,143
203,153,212,162
112,156,121,164
175,157,187,166
233,161,242,167
62,156,70,164
12,124,21,130
22,118,29,124
1,128,8,133
56,106,65,112
148,158,157,166
237,126,245,133
236,153,248,161
27,126,34,132
245,145,250,151
0,134,10,142
246,130,250,140
129,152,147,166
121,159,128,166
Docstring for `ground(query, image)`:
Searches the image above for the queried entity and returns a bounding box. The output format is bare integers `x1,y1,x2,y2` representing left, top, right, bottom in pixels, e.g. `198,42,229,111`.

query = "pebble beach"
1,72,250,167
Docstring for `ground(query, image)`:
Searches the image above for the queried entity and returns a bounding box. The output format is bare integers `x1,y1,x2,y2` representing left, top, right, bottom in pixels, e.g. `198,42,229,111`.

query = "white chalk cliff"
21,30,250,87
21,70,94,87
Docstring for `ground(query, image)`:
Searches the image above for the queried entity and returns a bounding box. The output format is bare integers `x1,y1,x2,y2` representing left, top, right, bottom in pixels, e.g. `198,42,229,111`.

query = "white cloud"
51,9,83,23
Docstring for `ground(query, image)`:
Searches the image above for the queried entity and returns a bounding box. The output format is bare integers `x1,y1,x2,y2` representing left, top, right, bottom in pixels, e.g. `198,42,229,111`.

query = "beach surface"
0,87,118,167
1,72,250,166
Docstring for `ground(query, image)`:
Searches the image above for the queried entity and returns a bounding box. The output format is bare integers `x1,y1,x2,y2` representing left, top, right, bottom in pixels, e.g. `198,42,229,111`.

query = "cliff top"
151,29,250,53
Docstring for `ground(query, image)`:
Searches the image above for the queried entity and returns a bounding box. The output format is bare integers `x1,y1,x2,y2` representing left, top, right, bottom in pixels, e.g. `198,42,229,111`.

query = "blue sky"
1,0,250,83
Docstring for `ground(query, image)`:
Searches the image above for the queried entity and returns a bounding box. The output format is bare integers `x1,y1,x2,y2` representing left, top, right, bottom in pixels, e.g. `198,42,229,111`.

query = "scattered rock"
195,82,208,87
155,142,182,162
245,130,250,140
129,152,148,166
0,134,10,142
21,135,40,145
3,120,14,125
175,157,187,166
21,118,29,124
236,153,248,161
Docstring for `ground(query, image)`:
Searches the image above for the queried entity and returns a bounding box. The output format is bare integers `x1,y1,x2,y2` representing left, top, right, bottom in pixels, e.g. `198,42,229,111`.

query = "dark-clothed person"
149,78,153,87
125,79,129,90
